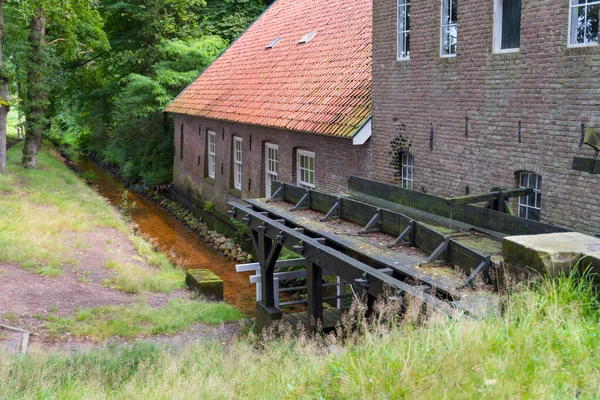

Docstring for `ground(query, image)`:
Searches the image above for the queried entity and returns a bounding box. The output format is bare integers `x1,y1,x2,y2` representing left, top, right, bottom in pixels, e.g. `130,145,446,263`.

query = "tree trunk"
22,8,46,169
0,0,8,175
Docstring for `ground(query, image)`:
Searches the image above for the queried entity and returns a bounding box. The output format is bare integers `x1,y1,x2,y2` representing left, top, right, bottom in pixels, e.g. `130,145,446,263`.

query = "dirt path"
0,227,244,353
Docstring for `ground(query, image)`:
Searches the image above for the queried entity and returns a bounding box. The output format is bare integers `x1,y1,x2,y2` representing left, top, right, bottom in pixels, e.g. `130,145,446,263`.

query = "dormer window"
298,31,317,44
266,37,281,49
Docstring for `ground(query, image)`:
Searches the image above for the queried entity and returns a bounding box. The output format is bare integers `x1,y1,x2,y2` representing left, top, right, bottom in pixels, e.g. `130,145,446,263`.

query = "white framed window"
493,0,521,52
401,153,414,190
296,150,315,189
569,0,600,47
207,130,216,179
397,0,410,59
518,172,542,221
179,124,184,161
441,0,457,57
233,136,243,191
265,143,279,198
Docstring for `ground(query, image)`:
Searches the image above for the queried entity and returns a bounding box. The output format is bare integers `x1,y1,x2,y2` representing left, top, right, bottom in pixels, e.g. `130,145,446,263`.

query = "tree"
0,0,7,174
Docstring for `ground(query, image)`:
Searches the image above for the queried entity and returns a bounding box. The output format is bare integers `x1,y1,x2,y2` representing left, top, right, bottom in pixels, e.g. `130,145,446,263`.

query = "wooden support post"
389,220,416,247
426,236,450,263
336,276,344,310
306,260,323,328
463,256,492,288
358,208,383,234
290,190,311,211
320,198,342,221
266,183,285,202
251,229,283,308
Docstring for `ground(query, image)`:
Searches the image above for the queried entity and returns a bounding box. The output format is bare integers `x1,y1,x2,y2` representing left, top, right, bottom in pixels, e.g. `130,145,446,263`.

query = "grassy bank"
0,142,244,340
1,274,600,398
0,142,126,275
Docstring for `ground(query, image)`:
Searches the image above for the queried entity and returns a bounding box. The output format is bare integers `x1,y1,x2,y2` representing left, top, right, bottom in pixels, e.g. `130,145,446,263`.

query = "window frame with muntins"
265,143,279,198
233,136,243,191
207,130,216,179
397,0,411,60
569,0,600,47
401,153,414,190
518,172,542,221
440,0,458,57
297,149,316,189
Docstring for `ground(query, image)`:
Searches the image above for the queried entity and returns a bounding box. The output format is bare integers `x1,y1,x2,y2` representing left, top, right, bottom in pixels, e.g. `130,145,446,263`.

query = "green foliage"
118,190,137,221
203,200,215,213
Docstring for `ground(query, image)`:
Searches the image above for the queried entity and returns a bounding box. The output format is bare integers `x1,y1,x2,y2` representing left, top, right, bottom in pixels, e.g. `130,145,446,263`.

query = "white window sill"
567,42,599,49
439,54,456,59
493,47,520,54
396,56,410,62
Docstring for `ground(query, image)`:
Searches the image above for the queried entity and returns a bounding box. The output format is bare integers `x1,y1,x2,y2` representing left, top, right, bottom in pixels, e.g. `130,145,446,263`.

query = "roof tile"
165,0,371,138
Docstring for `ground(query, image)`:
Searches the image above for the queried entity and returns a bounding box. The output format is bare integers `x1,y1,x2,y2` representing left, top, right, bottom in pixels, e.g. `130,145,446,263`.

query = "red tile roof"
165,0,372,138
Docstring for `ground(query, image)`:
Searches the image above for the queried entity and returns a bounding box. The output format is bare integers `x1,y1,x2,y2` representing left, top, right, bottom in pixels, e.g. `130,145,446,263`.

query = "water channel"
74,157,257,314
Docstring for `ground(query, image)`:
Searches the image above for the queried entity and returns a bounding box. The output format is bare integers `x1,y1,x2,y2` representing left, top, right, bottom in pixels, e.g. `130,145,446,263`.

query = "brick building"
372,0,600,234
165,0,373,212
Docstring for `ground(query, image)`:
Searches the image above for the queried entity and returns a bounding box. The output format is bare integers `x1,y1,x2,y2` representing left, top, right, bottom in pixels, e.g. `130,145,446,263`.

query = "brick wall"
172,115,372,212
373,0,600,234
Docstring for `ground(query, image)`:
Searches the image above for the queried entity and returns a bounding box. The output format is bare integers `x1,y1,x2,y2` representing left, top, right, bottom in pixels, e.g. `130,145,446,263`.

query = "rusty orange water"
75,157,257,314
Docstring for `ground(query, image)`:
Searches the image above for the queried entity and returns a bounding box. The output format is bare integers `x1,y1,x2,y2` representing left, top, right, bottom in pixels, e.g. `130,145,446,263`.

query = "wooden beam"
290,190,311,211
320,197,342,222
444,188,532,206
572,156,600,174
306,260,323,328
388,220,416,247
358,208,383,234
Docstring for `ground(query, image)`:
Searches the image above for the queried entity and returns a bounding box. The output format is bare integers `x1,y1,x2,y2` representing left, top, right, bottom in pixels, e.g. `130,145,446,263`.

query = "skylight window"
298,31,317,44
266,37,281,49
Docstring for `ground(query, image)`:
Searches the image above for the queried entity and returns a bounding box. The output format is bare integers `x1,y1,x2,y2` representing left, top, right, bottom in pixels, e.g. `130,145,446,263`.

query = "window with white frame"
233,136,243,191
265,143,279,198
207,130,216,179
494,0,521,51
441,0,457,56
179,124,184,160
397,0,410,59
518,172,542,221
569,0,600,46
401,153,414,190
297,150,315,189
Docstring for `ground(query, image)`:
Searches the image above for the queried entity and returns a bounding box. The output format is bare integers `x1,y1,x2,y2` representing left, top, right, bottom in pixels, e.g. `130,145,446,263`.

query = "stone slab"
186,269,224,301
503,232,600,275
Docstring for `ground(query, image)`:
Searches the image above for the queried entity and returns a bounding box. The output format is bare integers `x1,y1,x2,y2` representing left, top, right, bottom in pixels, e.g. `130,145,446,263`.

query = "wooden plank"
572,156,600,174
445,188,532,206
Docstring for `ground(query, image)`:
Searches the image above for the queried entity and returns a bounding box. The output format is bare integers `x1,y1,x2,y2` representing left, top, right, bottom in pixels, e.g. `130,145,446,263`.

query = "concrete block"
503,232,600,275
186,269,224,301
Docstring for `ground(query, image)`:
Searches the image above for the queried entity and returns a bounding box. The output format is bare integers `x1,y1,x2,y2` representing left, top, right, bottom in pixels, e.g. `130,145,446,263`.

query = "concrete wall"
372,0,600,234
172,114,372,212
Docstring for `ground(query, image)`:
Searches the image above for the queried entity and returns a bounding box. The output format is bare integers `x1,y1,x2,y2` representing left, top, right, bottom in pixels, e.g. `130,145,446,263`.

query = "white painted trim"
265,142,278,197
207,130,216,179
439,0,457,57
296,149,316,189
353,118,372,145
567,0,600,47
233,136,243,190
493,0,520,54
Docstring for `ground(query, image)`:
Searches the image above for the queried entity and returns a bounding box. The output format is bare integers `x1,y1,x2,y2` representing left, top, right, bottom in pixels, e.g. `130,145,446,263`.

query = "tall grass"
2,274,600,399
103,258,185,294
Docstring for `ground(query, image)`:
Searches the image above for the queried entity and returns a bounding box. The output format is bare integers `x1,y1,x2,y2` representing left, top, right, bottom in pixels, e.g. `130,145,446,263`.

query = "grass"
44,299,245,341
103,258,185,294
1,274,600,398
0,142,127,274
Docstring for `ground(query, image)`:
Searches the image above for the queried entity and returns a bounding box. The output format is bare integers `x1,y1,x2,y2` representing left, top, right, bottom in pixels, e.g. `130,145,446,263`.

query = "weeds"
103,259,184,294
119,190,137,221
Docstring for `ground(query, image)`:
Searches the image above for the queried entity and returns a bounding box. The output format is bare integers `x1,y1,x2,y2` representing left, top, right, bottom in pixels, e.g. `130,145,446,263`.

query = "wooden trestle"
228,182,501,333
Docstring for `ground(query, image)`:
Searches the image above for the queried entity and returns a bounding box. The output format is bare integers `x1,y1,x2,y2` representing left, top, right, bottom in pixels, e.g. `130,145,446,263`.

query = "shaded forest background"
3,0,270,185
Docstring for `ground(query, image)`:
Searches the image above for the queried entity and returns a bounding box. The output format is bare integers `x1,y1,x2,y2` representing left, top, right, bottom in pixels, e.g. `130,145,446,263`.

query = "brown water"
75,157,256,314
